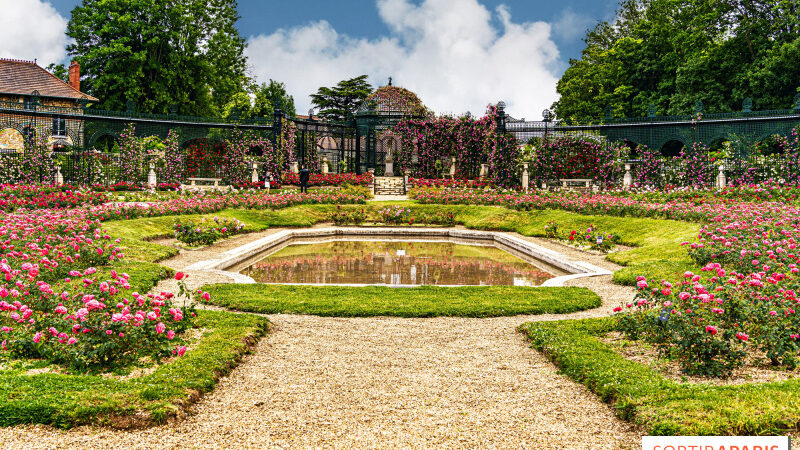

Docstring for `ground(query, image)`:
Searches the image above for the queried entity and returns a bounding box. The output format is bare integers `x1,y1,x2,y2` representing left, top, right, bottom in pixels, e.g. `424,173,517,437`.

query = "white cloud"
246,0,561,119
0,0,67,67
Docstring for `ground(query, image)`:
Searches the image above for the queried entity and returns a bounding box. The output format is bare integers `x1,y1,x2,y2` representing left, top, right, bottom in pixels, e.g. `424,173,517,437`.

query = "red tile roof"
0,58,98,102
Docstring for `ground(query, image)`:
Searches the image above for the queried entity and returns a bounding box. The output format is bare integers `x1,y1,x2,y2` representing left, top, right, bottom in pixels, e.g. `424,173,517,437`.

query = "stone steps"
374,176,406,195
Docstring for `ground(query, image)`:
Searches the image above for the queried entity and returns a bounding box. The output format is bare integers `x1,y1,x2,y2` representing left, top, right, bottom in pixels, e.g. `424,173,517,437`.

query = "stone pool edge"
184,227,612,287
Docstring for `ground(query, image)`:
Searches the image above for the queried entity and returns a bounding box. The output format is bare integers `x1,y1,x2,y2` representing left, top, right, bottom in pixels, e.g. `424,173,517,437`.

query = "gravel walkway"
1,230,641,449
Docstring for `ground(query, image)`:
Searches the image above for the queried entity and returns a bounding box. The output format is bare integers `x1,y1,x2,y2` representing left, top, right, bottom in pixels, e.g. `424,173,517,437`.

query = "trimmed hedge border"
520,318,800,435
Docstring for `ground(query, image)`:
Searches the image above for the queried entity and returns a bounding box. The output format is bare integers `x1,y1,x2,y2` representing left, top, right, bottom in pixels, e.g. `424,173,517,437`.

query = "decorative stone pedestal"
385,156,394,177
623,163,632,189
521,163,529,193
147,162,157,188
251,162,259,183
54,165,64,185
716,165,727,189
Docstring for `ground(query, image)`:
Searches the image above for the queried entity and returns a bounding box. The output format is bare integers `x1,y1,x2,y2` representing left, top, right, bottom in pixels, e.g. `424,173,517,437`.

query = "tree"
255,80,296,117
66,0,248,116
310,75,373,122
221,92,257,121
46,63,68,83
553,0,800,123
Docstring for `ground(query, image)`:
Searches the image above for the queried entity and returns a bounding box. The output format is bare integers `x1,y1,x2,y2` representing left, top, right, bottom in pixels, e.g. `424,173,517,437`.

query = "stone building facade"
0,59,97,153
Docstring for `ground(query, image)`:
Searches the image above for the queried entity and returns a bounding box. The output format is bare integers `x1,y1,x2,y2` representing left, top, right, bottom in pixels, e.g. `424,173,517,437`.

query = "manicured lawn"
104,206,338,262
0,310,269,428
520,318,800,435
202,284,601,317
104,203,699,286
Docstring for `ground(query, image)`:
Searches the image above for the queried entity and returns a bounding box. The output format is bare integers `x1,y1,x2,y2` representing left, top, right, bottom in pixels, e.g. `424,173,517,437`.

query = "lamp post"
542,109,552,146
496,101,506,134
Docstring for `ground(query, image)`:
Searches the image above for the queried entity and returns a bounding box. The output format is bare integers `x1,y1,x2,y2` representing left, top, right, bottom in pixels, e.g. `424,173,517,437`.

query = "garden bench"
186,177,222,187
559,178,592,188
181,177,228,191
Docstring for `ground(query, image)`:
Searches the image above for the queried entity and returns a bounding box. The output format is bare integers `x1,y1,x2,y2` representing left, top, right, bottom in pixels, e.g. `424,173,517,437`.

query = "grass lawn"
0,310,269,428
202,284,601,317
520,318,800,435
104,203,700,286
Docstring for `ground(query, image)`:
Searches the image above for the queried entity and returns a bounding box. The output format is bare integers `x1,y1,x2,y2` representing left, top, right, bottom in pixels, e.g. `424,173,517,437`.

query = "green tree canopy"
310,75,373,122
220,79,298,121
553,0,800,124
66,0,248,116
255,80,296,117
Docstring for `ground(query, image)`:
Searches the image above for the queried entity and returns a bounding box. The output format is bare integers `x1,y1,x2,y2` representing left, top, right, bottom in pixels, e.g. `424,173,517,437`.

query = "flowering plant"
173,216,246,246
0,210,198,371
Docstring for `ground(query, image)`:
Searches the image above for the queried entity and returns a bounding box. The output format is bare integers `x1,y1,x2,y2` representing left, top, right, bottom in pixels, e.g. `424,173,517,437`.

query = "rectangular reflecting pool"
239,239,560,286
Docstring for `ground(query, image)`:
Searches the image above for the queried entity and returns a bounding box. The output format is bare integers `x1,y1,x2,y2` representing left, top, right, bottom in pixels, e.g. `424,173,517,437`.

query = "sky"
2,0,619,119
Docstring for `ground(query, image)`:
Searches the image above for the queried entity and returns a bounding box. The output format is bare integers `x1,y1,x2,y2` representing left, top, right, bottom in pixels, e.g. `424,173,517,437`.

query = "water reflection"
241,240,555,286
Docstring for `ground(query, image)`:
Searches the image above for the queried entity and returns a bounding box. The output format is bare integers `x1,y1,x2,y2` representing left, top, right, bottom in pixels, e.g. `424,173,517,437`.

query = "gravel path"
1,230,641,449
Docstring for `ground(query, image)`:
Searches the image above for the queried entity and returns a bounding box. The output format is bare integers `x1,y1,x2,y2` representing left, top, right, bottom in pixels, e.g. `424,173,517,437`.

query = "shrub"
173,216,246,246
376,205,412,224
329,206,366,225
0,209,202,372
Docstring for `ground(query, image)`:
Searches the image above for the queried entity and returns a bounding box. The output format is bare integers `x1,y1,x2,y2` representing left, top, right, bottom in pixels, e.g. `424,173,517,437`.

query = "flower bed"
173,216,246,246
408,177,491,189
521,317,800,435
0,209,203,372
327,205,456,226
412,185,800,377
0,310,269,428
0,206,223,373
88,190,370,222
281,172,373,187
0,185,108,212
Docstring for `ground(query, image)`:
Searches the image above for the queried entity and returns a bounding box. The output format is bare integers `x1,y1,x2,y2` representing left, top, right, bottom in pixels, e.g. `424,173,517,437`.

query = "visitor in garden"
299,166,310,193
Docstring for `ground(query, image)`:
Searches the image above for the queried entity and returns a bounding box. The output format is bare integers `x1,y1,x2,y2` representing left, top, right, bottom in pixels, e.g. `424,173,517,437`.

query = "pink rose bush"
281,172,373,187
414,185,800,377
0,209,196,371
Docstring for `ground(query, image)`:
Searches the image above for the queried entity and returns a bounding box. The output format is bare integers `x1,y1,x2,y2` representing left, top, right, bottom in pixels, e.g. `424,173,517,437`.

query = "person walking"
299,166,310,193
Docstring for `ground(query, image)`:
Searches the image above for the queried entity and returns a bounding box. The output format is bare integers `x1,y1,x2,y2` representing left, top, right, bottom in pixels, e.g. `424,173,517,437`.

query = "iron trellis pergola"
3,93,800,184
504,95,800,158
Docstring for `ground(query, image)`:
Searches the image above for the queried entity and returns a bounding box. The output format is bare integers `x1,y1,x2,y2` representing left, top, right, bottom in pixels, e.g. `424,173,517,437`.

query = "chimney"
68,61,80,92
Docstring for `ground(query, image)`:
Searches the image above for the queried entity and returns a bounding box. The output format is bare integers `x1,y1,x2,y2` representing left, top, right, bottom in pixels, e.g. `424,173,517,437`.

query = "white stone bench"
187,177,221,187
559,178,592,188
181,177,227,191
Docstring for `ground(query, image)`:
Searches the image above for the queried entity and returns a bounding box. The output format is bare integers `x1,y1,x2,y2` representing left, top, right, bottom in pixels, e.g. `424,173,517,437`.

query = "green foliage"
173,216,246,246
203,284,601,317
546,221,621,251
45,63,68,82
0,310,269,428
329,206,367,226
554,0,800,123
310,75,373,122
67,0,248,115
256,80,296,117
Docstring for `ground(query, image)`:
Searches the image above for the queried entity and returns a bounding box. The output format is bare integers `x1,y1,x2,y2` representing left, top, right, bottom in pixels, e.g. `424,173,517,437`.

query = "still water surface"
240,240,555,286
